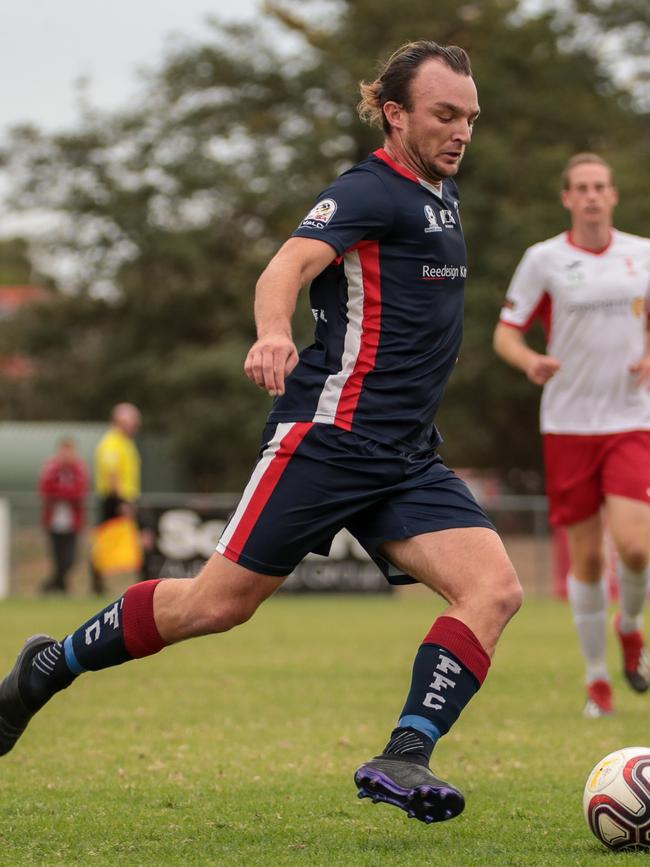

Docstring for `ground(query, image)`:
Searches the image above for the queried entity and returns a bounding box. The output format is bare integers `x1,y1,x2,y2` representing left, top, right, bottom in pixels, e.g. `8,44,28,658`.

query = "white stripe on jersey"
216,422,294,552
313,249,364,423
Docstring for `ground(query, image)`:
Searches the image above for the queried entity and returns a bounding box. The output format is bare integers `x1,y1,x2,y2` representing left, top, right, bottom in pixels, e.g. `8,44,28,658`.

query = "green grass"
0,593,647,865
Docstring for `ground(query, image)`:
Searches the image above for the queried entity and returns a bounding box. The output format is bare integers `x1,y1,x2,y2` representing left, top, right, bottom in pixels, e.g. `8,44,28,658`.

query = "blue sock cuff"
398,715,441,745
63,635,86,675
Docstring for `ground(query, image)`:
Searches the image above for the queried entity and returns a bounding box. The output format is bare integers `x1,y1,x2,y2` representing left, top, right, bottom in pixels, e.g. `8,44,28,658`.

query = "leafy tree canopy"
0,238,35,285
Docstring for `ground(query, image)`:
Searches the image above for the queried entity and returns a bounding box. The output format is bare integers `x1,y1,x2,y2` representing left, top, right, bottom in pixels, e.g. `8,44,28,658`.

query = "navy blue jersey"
268,148,468,450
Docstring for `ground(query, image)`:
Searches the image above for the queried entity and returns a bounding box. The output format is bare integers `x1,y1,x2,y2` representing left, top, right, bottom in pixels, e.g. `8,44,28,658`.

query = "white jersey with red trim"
499,229,650,433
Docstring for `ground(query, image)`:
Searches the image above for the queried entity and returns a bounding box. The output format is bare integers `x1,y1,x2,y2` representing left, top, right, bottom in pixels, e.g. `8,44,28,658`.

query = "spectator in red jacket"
39,437,89,594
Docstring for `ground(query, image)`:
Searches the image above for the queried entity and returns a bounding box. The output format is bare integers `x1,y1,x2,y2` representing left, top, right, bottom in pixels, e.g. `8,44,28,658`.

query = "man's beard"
406,141,460,182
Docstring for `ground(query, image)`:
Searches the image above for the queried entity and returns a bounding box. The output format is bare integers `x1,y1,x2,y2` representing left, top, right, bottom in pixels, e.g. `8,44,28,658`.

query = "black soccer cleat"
623,658,650,693
614,614,650,694
354,756,465,824
0,634,54,756
625,667,650,693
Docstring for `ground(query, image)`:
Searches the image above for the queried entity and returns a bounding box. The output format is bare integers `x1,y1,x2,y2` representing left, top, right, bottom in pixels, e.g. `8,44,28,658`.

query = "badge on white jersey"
300,199,337,229
632,297,645,318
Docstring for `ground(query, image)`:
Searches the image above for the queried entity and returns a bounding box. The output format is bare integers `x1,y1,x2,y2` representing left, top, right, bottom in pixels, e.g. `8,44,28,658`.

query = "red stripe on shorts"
227,422,314,556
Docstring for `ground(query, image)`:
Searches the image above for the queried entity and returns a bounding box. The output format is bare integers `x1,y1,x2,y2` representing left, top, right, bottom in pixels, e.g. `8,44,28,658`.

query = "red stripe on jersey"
522,291,552,341
227,422,314,556
373,148,419,183
335,242,382,430
498,318,526,331
566,230,613,256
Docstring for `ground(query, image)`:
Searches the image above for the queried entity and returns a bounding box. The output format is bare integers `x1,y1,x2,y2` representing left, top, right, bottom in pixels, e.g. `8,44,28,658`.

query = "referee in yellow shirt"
91,403,142,593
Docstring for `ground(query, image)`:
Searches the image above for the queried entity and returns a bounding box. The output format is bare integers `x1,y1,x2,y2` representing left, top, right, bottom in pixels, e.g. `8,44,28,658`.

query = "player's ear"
560,188,571,211
383,101,406,131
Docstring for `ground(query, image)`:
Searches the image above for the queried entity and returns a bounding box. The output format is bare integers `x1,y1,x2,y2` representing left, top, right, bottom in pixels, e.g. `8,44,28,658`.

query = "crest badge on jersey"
565,260,586,284
439,209,456,228
424,205,442,233
632,296,645,318
300,198,337,229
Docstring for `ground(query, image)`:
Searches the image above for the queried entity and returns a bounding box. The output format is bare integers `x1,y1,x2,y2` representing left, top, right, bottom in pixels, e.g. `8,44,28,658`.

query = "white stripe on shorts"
216,422,295,554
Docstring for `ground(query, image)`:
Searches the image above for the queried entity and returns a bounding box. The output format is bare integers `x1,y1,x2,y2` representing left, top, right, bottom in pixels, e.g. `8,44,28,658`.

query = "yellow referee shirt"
95,428,141,501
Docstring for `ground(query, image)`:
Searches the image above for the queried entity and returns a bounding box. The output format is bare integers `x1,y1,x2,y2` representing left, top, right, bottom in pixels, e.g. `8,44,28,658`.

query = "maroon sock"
122,579,167,658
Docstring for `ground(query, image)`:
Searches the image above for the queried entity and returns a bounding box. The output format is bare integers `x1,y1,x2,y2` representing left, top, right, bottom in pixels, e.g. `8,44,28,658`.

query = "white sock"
567,574,609,684
618,563,649,634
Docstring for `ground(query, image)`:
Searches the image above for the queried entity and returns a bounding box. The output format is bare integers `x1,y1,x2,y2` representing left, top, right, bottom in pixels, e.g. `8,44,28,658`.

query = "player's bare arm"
244,237,337,396
493,321,561,385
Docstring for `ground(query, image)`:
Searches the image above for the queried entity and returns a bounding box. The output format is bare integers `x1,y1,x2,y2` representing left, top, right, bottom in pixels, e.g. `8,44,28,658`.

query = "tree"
0,237,35,284
1,0,649,488
572,0,650,88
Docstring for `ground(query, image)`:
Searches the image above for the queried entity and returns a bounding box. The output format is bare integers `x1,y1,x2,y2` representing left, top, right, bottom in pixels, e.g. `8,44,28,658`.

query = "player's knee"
205,602,255,632
586,551,605,581
573,549,604,583
490,564,524,623
195,594,261,633
618,542,649,574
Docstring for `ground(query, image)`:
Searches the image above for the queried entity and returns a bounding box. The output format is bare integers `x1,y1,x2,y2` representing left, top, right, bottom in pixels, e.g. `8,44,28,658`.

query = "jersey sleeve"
291,168,395,256
499,245,549,331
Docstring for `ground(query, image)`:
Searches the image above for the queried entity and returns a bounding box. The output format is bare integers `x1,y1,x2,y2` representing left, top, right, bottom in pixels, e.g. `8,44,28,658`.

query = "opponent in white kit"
494,153,650,716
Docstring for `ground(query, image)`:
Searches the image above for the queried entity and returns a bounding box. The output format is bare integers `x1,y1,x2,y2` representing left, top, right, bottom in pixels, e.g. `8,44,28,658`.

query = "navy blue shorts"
216,422,494,585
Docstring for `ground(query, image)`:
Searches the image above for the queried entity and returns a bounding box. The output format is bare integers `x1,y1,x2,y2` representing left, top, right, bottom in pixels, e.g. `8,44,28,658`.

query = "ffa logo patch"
301,199,337,229
424,205,442,233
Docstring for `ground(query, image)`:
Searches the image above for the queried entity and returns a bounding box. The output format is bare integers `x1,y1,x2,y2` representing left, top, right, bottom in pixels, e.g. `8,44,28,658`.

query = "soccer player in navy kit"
0,41,522,825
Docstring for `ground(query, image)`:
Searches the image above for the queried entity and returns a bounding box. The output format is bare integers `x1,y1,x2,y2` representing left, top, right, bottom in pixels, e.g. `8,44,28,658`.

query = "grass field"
0,592,648,865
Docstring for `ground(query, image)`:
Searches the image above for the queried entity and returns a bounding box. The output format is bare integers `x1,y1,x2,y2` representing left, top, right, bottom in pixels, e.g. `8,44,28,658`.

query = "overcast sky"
0,0,261,134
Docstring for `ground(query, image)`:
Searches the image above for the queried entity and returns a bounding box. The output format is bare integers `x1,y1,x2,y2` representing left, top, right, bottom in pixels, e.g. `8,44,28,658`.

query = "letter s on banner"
158,509,226,560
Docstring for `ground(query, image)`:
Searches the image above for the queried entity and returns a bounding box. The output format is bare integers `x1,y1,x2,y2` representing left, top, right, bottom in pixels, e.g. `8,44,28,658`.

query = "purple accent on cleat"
354,758,465,824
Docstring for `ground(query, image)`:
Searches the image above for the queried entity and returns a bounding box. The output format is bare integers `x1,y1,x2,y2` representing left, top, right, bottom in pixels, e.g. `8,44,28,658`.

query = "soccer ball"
583,747,650,851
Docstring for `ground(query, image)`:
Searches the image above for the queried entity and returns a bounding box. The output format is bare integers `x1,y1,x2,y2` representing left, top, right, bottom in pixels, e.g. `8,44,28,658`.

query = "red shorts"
543,430,650,526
